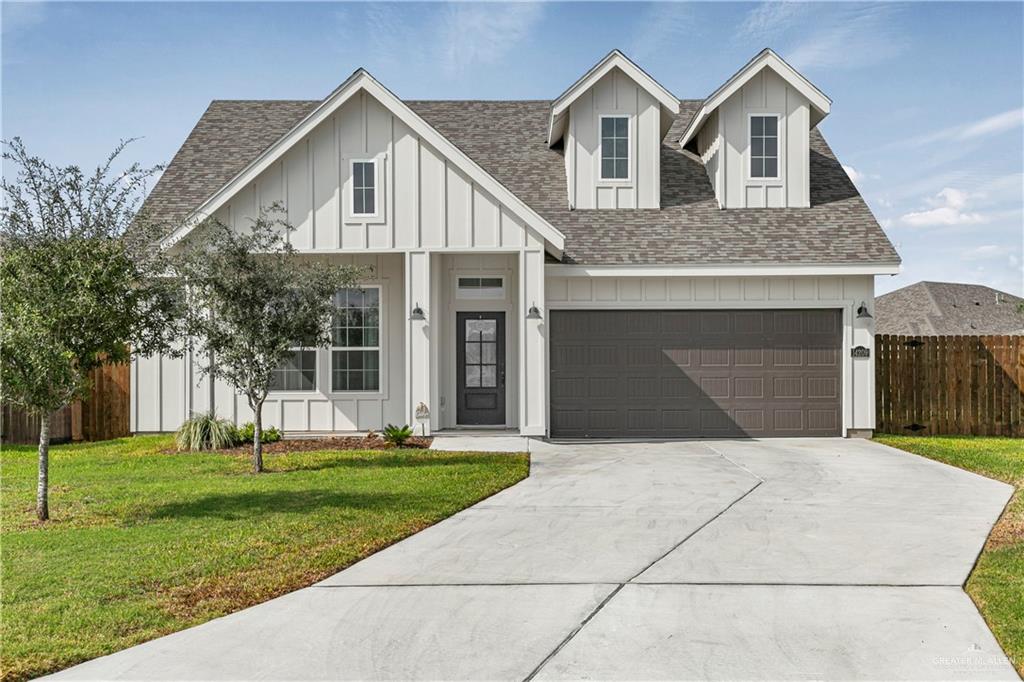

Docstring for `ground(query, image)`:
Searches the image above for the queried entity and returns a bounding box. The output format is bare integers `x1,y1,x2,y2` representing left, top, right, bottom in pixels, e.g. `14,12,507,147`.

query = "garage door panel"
550,309,842,438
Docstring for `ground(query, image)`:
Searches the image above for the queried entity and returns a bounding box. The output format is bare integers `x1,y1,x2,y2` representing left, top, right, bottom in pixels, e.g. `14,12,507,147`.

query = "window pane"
764,116,777,135
332,350,379,392
751,137,763,156
615,159,628,179
481,277,502,288
353,189,365,215
601,117,615,137
601,159,615,179
482,343,496,364
764,137,778,157
751,157,764,178
364,188,375,215
271,350,315,391
615,117,627,137
751,116,764,136
466,342,481,363
764,158,778,177
364,328,378,346
481,366,497,388
466,365,481,387
613,138,627,159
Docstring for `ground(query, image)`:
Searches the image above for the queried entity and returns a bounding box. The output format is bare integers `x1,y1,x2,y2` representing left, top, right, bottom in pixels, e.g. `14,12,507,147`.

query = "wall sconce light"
410,303,425,321
526,303,542,320
856,302,872,319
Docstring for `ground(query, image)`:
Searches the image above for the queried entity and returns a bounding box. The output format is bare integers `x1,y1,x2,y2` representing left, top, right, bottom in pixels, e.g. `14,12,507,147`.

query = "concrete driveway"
49,438,1016,681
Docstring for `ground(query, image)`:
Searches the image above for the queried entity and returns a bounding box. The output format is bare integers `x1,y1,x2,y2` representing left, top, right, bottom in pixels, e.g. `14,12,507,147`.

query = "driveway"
49,439,1016,681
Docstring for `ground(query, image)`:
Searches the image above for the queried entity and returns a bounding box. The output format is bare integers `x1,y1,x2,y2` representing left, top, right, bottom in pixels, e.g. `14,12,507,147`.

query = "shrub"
382,424,414,447
236,422,282,444
175,412,239,451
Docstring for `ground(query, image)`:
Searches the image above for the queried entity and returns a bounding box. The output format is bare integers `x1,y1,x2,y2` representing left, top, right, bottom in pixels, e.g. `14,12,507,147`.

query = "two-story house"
136,49,900,439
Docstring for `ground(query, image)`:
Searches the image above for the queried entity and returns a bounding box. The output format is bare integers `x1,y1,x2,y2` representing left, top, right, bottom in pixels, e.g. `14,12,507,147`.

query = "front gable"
162,71,565,255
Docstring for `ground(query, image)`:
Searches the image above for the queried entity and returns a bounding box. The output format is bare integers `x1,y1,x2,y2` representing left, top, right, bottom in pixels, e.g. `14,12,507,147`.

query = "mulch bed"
164,435,433,455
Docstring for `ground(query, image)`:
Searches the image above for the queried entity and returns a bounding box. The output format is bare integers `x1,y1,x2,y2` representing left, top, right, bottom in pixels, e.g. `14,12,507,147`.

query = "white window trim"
269,346,318,394
350,158,379,218
455,275,506,300
329,284,385,395
598,114,631,183
746,113,782,182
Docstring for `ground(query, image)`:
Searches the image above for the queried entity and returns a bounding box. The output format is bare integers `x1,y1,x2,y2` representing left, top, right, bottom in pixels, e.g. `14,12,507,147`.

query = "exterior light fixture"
856,302,872,319
410,303,425,321
527,303,542,320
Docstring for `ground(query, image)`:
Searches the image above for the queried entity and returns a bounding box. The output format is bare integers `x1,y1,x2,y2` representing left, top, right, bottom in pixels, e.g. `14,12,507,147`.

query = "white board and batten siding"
546,274,876,434
702,67,810,209
133,254,406,433
566,67,662,210
213,90,541,253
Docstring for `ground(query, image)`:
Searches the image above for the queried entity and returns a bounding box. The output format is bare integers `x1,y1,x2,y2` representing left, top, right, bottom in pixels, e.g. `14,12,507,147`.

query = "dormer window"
600,116,629,180
351,159,377,216
750,115,779,179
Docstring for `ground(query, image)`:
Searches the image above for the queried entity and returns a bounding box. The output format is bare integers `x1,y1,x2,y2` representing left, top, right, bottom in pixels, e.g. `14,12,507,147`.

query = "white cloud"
842,164,879,186
963,244,1005,260
629,3,698,62
959,108,1024,140
900,187,987,227
439,3,543,78
842,165,864,183
737,2,806,41
735,3,905,71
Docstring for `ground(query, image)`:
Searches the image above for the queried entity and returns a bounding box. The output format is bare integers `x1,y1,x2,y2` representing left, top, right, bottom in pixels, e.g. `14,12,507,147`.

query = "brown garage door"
549,309,843,438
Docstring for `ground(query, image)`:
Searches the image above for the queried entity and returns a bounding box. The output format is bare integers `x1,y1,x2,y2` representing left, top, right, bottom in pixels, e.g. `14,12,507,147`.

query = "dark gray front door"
457,312,506,425
549,309,843,438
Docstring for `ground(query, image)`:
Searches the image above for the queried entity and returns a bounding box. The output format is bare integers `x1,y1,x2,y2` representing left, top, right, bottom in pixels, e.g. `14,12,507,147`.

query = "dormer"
548,51,679,209
680,49,831,209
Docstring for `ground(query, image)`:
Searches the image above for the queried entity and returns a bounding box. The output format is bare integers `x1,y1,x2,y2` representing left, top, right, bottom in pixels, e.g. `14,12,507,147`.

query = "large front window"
600,116,629,180
331,287,380,392
750,115,779,178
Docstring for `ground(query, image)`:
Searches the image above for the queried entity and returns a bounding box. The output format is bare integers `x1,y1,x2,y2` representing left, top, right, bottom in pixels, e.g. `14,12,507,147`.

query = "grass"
875,434,1023,675
0,435,529,681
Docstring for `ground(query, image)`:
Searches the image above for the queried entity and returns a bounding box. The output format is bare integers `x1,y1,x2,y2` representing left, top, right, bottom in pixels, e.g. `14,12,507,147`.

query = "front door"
456,312,506,425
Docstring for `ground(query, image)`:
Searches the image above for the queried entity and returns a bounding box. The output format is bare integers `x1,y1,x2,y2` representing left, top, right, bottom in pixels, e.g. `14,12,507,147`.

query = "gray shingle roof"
876,281,1024,336
143,97,900,266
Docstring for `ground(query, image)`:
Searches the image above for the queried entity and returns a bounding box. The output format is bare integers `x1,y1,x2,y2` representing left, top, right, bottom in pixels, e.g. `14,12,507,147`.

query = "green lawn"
0,436,529,681
875,435,1023,675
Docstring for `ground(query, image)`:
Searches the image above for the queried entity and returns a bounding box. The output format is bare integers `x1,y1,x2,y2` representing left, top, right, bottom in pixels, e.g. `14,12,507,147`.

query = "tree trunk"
37,412,51,521
252,399,264,473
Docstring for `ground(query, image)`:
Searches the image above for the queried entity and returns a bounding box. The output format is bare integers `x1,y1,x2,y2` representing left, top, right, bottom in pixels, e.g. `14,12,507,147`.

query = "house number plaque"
851,345,870,358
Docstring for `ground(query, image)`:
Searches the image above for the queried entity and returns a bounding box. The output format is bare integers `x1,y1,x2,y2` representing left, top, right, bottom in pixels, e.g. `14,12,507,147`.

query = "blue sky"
3,1,1022,295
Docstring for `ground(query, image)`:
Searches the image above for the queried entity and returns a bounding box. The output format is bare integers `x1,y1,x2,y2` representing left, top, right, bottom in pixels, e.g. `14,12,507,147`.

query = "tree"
0,138,182,521
175,208,362,472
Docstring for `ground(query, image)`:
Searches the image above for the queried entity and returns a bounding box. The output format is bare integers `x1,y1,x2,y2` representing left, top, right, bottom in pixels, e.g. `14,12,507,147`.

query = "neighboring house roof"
143,97,899,266
678,48,832,150
547,50,680,148
876,281,1024,336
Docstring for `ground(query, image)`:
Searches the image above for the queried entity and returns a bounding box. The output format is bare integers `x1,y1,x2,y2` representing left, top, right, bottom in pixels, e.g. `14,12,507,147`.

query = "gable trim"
161,70,566,251
547,49,680,147
678,48,832,149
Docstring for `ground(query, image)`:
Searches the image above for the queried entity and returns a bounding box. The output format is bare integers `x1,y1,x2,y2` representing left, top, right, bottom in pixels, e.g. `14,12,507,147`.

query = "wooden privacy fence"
876,334,1023,437
1,361,131,445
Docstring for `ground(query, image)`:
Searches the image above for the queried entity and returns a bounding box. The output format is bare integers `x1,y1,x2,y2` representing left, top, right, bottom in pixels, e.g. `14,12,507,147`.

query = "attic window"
351,160,376,216
750,115,779,179
600,116,629,180
457,276,505,300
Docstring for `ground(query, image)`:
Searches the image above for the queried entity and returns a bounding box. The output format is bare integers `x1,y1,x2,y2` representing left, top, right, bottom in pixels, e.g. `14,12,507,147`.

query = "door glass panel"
482,343,496,364
464,318,499,390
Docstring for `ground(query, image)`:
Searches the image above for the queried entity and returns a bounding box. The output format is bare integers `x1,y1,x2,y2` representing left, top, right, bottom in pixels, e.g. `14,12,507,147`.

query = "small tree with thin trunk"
0,138,182,521
176,208,361,472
